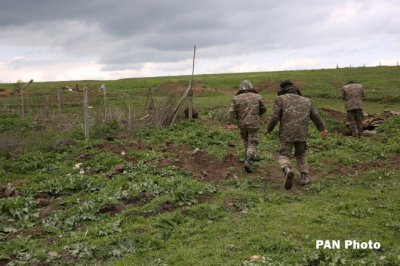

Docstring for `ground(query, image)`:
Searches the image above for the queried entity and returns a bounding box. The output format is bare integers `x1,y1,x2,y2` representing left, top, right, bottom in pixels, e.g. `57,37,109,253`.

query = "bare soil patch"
0,88,13,97
321,108,346,122
157,144,241,181
160,82,216,94
254,81,279,92
99,192,156,216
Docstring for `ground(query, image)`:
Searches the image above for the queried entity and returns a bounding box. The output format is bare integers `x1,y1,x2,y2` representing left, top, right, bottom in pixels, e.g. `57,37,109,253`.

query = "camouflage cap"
239,80,253,91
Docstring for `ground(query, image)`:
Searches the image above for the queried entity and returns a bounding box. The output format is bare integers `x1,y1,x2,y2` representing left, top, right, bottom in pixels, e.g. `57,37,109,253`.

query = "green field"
1,66,400,265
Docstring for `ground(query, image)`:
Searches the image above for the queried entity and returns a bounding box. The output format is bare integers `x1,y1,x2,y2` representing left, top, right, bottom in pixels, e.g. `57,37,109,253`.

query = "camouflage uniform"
266,88,326,174
342,83,364,137
227,82,266,163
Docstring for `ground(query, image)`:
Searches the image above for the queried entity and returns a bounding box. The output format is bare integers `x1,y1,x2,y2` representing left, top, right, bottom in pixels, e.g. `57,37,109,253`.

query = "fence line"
0,85,186,144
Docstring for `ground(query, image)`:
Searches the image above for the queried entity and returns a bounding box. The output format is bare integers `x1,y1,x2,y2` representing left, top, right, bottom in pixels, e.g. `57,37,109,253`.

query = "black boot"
283,166,294,190
244,155,254,173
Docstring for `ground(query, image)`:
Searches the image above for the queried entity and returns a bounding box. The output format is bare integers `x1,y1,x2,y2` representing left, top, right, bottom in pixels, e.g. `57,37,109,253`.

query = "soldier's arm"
227,100,236,124
266,98,282,133
310,105,326,132
259,97,267,115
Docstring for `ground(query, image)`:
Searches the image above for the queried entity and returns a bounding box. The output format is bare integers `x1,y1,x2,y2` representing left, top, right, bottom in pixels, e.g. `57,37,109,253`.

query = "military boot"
283,166,294,190
244,155,254,173
300,172,310,186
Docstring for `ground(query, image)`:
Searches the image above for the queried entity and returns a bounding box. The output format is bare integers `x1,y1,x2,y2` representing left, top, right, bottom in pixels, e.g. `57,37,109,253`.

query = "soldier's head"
279,80,293,88
239,80,253,91
236,80,258,95
278,80,302,96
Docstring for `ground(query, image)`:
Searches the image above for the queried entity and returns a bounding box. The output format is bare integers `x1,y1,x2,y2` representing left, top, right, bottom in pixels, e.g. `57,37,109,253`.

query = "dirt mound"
254,81,279,92
255,81,305,92
161,82,216,94
157,145,241,181
0,88,13,97
321,108,346,121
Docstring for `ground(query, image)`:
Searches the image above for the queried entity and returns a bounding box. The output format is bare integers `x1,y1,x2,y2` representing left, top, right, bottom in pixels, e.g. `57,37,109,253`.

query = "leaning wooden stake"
170,44,196,126
83,86,89,140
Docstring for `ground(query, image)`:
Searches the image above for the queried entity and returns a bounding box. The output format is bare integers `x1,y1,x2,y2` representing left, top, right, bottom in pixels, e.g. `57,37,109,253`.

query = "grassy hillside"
1,66,400,265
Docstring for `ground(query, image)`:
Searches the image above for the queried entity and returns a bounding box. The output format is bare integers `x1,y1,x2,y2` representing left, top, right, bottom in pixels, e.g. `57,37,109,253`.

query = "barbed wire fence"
0,84,187,151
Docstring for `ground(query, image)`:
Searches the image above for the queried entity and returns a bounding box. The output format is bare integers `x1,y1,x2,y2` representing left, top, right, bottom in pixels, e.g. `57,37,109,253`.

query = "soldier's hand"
320,129,329,137
227,124,236,130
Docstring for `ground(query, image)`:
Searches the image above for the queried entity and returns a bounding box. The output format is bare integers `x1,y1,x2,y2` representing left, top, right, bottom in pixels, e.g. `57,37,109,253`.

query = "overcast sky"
0,0,399,82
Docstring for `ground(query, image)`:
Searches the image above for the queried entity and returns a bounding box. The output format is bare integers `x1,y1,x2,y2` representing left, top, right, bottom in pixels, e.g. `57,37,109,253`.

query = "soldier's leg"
347,110,358,137
240,128,249,157
355,109,364,137
295,142,310,185
278,142,295,190
294,141,308,173
246,128,259,159
240,128,253,173
278,142,293,169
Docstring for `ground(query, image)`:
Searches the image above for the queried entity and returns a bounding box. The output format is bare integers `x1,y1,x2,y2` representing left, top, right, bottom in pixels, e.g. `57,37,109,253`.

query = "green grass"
1,66,400,265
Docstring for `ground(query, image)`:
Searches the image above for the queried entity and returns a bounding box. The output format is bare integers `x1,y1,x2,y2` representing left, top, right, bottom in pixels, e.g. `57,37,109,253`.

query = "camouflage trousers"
347,109,363,137
240,127,259,159
277,141,308,173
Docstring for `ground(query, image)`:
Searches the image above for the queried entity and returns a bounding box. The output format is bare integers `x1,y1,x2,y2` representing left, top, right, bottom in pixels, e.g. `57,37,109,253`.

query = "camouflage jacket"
342,83,364,111
227,92,266,128
266,94,326,142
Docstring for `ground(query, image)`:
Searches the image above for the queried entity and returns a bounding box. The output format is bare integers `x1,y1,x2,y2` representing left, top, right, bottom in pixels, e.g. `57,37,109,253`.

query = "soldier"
227,80,266,173
342,81,365,137
265,80,328,190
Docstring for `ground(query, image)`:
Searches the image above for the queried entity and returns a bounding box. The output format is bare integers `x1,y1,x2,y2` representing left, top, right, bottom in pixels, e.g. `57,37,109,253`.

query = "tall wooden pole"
170,45,197,126
188,45,196,119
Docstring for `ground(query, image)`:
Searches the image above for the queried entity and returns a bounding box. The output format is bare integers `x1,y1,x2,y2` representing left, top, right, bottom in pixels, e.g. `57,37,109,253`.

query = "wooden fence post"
83,86,89,139
45,95,50,120
18,79,33,118
102,84,107,120
57,87,62,116
128,100,132,129
20,86,24,118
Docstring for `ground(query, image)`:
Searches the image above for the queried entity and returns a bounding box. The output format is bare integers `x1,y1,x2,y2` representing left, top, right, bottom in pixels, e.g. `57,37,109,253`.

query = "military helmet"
239,80,253,91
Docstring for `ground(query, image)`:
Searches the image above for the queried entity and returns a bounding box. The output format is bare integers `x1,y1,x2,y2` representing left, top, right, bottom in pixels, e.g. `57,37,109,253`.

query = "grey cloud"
0,0,399,75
